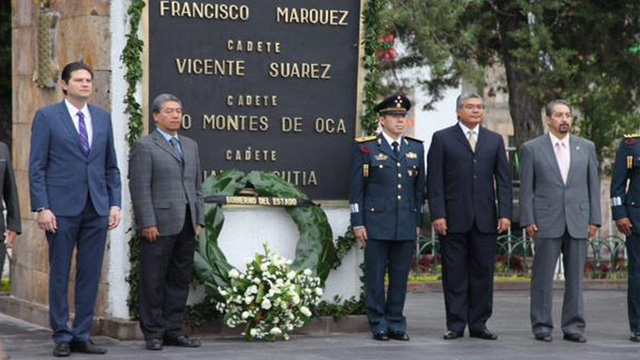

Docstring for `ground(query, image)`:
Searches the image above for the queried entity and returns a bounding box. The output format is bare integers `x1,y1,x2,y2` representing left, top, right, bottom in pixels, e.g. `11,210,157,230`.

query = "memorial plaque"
147,0,363,200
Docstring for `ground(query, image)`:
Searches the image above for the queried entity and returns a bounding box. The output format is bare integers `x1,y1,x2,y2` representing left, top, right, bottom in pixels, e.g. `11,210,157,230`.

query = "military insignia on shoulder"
356,135,377,143
406,152,418,159
404,136,424,143
374,153,388,161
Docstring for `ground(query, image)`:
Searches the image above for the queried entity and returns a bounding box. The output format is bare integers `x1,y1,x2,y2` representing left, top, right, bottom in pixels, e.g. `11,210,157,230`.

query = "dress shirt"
549,132,571,184
64,99,93,147
458,122,480,143
381,131,402,153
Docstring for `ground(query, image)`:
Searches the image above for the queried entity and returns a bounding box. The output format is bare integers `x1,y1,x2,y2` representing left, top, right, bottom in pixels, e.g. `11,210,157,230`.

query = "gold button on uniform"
397,162,401,167
397,195,402,200
397,184,402,189
398,173,402,178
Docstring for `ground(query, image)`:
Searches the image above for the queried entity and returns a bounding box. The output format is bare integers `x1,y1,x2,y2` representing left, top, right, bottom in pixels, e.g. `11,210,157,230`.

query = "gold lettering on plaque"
275,7,348,26
268,62,331,79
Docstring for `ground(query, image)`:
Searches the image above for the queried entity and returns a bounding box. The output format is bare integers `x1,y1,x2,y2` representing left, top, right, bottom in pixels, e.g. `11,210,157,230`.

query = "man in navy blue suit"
350,94,425,341
427,93,512,341
29,62,121,357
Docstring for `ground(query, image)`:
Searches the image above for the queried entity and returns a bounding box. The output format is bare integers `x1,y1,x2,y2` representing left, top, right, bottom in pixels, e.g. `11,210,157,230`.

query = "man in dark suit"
29,62,121,357
0,141,21,278
610,133,640,342
129,94,204,351
350,94,425,341
427,93,512,341
520,99,601,343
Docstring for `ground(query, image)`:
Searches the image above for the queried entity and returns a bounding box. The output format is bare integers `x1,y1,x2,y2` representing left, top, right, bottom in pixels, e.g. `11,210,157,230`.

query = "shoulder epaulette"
404,136,424,143
624,133,640,138
356,135,377,143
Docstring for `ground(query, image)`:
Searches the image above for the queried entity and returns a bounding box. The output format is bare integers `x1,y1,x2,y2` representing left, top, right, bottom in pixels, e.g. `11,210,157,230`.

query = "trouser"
48,201,108,344
530,231,587,336
364,239,414,334
139,208,196,340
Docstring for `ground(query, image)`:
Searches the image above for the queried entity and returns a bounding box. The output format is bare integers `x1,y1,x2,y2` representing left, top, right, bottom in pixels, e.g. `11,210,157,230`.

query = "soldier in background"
611,133,640,342
349,94,425,342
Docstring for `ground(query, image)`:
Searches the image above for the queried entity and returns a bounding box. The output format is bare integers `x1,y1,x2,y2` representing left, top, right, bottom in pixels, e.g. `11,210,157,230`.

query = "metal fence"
413,229,629,279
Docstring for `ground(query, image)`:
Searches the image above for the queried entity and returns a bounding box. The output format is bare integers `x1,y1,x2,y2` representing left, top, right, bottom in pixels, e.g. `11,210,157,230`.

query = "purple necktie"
77,111,90,155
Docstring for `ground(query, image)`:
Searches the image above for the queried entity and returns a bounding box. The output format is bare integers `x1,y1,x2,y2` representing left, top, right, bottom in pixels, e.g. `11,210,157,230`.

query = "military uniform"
611,134,640,341
349,95,425,339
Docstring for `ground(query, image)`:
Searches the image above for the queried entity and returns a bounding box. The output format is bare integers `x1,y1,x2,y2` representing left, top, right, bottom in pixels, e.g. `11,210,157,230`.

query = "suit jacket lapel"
376,134,396,159
540,135,565,184
151,130,182,163
566,135,581,184
87,106,100,160
452,125,474,153
57,102,86,156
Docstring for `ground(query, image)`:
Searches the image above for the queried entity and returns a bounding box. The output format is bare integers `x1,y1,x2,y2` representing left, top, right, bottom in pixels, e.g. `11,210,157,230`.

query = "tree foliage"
383,0,640,159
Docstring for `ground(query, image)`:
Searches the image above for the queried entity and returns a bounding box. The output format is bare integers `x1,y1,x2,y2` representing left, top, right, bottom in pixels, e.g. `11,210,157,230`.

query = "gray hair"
456,93,484,110
545,99,572,117
151,93,182,114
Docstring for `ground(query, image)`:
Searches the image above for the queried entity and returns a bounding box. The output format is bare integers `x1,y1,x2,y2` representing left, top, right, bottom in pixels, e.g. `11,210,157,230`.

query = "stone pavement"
1,290,639,359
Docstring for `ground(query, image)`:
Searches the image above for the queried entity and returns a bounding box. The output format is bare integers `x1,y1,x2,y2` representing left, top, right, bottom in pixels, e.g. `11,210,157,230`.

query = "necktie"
77,111,90,155
468,130,477,152
392,141,399,157
555,142,569,184
169,137,183,159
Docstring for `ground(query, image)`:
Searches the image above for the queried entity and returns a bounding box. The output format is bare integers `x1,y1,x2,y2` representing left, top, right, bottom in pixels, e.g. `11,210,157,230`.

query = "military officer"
349,94,425,341
611,133,640,342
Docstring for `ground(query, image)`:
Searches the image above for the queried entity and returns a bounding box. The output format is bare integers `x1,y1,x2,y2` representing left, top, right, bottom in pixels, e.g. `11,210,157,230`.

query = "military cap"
374,94,411,115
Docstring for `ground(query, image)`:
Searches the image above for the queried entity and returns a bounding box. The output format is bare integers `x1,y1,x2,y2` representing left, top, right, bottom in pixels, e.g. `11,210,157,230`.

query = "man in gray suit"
0,141,21,279
129,94,204,351
520,99,601,343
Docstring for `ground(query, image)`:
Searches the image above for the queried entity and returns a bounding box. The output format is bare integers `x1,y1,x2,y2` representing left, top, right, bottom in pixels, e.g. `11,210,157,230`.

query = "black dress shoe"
372,331,389,341
53,343,70,357
164,335,201,347
443,330,463,340
470,328,498,340
145,338,163,351
389,332,410,341
630,331,640,342
70,340,107,354
534,334,553,342
563,333,587,343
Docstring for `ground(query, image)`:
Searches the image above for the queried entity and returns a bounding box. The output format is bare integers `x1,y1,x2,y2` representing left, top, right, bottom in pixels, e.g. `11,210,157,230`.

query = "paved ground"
1,290,639,359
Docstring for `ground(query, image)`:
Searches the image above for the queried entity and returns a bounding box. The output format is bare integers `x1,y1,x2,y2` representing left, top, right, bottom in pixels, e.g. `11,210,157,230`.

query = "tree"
382,0,640,157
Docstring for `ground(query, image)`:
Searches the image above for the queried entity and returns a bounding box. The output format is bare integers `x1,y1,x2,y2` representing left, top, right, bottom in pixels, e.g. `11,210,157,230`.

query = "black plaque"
148,0,362,200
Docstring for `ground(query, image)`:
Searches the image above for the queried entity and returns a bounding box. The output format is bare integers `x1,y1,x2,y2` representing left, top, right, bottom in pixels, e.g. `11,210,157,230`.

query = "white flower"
292,294,300,305
315,287,323,296
250,328,259,337
246,285,258,295
260,263,269,272
228,269,240,278
261,299,272,310
287,270,296,280
219,289,228,296
241,311,250,320
303,268,312,276
244,296,254,304
300,306,312,317
283,333,290,341
270,327,282,335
